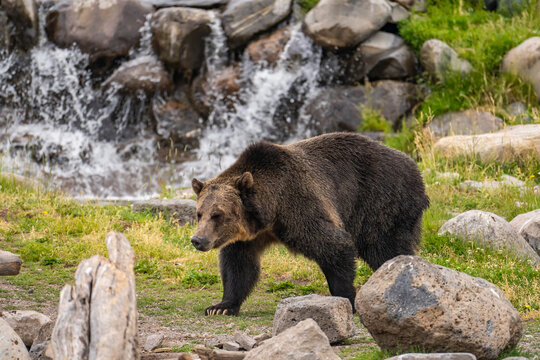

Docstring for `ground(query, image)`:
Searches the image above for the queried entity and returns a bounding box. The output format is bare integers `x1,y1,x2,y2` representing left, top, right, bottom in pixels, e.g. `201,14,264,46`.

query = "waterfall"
0,8,323,199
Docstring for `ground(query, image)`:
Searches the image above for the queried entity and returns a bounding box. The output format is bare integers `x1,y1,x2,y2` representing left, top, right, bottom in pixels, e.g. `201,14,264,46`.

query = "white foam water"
0,11,323,198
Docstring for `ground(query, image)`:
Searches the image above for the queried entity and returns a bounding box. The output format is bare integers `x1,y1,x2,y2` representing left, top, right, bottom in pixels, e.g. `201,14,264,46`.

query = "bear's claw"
205,304,239,316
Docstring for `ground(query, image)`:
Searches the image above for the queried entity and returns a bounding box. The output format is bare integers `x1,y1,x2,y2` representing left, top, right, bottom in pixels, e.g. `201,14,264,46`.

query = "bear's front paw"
205,303,240,316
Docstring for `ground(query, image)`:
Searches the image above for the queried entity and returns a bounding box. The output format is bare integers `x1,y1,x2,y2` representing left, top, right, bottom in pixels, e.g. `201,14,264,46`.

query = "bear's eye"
211,213,222,221
197,213,202,221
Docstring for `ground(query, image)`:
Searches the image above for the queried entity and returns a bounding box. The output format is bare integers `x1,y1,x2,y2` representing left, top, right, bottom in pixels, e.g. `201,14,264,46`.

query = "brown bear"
191,132,429,316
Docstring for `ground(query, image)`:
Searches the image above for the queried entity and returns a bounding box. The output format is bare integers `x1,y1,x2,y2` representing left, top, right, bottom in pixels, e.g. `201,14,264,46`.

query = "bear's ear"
192,178,204,196
235,172,253,192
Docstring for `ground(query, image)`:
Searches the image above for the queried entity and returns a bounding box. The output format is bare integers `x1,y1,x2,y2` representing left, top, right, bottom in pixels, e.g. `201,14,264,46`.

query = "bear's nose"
191,235,209,251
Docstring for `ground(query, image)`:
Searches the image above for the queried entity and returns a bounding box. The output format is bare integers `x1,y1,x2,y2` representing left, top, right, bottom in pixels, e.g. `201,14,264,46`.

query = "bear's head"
190,172,256,251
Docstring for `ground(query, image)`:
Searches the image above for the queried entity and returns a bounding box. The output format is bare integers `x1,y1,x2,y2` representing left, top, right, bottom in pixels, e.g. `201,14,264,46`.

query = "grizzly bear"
191,132,429,316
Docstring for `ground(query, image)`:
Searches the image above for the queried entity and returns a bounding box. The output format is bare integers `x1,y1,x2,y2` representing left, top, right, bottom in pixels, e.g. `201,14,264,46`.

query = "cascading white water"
180,22,323,184
0,9,323,198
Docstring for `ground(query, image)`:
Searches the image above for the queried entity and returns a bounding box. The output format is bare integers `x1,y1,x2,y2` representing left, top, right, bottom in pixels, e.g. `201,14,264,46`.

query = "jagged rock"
351,31,417,81
151,7,212,70
247,25,291,65
273,294,354,344
427,110,503,137
0,310,51,348
356,255,522,360
434,124,540,163
132,198,196,225
49,232,138,359
510,209,540,256
222,341,241,351
253,333,271,345
420,39,473,81
306,81,422,134
191,65,242,117
303,0,391,48
221,0,293,48
0,318,31,360
233,332,256,351
45,0,152,63
144,333,164,352
103,56,172,95
153,97,202,162
386,354,476,360
204,334,235,348
438,210,540,264
1,0,38,50
245,318,340,360
502,37,540,101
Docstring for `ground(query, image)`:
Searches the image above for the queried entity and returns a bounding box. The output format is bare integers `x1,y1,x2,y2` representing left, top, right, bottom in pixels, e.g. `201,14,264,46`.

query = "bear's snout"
191,235,211,252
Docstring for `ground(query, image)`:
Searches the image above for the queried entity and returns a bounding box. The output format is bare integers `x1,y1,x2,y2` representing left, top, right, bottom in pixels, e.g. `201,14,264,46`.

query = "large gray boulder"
273,294,354,344
0,310,51,348
356,255,522,360
45,0,152,63
420,39,473,81
221,0,293,48
0,318,31,360
132,198,196,225
1,0,38,50
151,7,212,70
305,81,422,134
510,209,540,257
427,110,503,137
502,37,540,102
103,56,172,95
434,124,540,163
438,210,540,264
352,31,417,80
303,0,391,48
245,318,340,360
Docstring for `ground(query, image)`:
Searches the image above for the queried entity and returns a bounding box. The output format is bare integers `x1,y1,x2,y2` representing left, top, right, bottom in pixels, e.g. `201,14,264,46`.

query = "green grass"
398,0,540,119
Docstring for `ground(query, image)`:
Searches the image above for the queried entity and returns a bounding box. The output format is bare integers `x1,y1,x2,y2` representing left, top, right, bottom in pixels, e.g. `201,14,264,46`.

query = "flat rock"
221,0,293,48
386,354,477,360
420,39,473,82
132,198,196,225
273,294,354,344
103,56,172,95
356,255,522,360
427,110,503,137
502,37,540,101
438,210,540,264
151,7,212,70
245,318,340,360
510,209,540,256
0,310,51,348
0,318,31,360
433,124,540,163
303,0,391,48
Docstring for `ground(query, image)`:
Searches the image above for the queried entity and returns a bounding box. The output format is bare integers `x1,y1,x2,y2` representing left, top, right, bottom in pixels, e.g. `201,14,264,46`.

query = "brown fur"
191,132,429,316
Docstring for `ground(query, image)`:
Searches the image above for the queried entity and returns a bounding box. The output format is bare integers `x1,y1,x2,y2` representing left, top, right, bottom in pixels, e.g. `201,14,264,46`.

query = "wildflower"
530,174,536,179
43,211,48,215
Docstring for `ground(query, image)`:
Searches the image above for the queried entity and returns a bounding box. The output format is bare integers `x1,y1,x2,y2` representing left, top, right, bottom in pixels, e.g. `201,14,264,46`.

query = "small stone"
253,333,271,345
144,333,164,352
510,209,540,256
502,37,540,102
233,332,256,350
435,172,460,182
222,341,241,351
273,294,354,344
245,319,339,360
205,334,235,348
